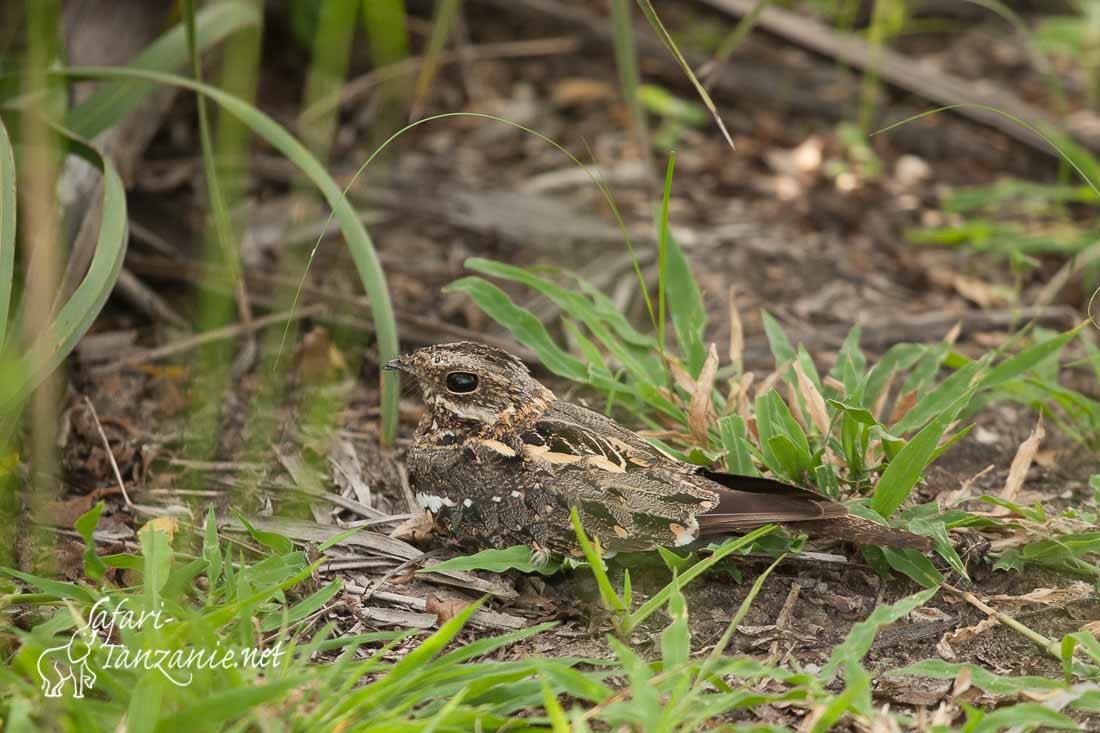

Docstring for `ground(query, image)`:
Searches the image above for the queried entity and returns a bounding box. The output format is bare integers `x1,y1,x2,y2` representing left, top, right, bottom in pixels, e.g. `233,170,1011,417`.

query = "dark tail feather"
794,516,931,550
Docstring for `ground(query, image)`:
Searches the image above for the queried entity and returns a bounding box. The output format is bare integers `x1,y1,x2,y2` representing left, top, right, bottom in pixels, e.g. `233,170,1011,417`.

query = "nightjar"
386,341,928,557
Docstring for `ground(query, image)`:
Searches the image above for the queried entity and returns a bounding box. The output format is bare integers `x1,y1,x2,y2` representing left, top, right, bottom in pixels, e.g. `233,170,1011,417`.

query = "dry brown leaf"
944,321,963,345
793,361,830,435
823,375,846,393
666,356,697,395
784,381,808,431
736,372,755,425
1001,414,1045,502
889,389,919,425
952,665,973,697
140,516,179,541
1080,620,1100,636
425,594,470,626
298,326,348,381
988,582,1092,606
389,510,437,542
689,344,719,445
871,368,897,423
551,78,615,105
728,286,743,369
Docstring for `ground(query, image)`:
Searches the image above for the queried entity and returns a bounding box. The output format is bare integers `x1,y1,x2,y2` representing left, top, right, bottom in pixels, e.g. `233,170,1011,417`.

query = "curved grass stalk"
0,129,128,416
55,65,402,443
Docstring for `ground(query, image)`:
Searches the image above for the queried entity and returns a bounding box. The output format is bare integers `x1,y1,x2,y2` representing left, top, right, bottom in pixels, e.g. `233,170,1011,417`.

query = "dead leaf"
988,582,1092,606
728,286,743,369
889,389,919,425
1080,620,1100,636
793,361,830,435
297,326,348,382
425,594,470,626
952,665,973,697
1001,415,1045,503
689,344,719,445
666,356,697,396
871,368,897,423
784,380,807,431
551,78,615,106
389,511,437,542
139,516,178,541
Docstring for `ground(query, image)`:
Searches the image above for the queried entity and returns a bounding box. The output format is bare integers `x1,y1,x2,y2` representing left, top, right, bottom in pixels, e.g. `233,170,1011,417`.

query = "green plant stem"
609,0,656,188
626,525,776,631
656,152,675,360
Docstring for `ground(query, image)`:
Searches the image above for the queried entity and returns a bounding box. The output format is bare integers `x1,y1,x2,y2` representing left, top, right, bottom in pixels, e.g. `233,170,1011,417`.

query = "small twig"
358,548,444,603
942,583,1098,677
396,463,419,515
83,396,133,509
766,581,802,665
90,304,324,375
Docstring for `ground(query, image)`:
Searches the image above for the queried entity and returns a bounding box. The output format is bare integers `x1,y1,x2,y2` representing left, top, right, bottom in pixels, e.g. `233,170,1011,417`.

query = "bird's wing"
519,401,720,551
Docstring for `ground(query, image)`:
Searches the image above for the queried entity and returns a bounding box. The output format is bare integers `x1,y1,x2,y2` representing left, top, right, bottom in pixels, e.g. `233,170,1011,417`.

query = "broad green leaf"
158,678,304,733
203,506,223,590
718,414,759,476
664,232,706,374
660,582,690,670
0,567,96,603
871,390,975,517
465,259,658,382
889,660,1064,695
141,527,172,610
881,547,943,588
760,310,795,368
260,578,342,632
232,509,295,555
74,500,106,582
445,277,587,381
981,325,1083,390
418,546,561,576
891,358,988,434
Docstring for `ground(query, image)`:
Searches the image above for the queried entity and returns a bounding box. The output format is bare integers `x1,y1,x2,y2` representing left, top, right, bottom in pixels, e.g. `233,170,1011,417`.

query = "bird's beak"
384,355,412,374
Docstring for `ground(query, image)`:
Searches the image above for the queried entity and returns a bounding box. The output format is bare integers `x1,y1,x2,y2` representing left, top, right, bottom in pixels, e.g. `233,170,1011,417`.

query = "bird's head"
385,342,555,434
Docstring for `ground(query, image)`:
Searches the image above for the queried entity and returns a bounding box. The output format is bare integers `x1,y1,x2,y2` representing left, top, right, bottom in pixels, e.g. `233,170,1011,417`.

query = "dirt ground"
32,1,1100,725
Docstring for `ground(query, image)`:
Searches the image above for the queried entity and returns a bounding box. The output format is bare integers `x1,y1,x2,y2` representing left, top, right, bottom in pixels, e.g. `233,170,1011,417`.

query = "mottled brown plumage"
386,342,929,557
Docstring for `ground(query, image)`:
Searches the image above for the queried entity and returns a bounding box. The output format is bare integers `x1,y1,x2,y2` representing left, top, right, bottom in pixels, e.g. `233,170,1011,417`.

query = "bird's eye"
444,371,479,394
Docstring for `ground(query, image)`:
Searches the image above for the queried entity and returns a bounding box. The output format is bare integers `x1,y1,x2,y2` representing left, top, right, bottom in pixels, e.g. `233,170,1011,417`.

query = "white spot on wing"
416,492,455,513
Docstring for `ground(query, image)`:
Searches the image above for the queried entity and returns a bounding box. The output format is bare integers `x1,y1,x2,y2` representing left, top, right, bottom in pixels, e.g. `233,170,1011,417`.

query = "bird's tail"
792,516,930,550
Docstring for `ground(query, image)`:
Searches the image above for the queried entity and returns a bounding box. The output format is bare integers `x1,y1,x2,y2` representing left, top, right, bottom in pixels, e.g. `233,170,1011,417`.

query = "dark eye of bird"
444,371,479,394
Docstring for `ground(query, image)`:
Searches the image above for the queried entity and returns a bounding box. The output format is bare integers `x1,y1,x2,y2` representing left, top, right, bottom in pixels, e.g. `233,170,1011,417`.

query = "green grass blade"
0,130,127,414
664,231,706,374
656,152,674,357
444,276,588,381
410,0,461,120
300,0,359,158
634,0,735,149
65,1,260,139
0,117,14,352
609,0,655,185
822,586,938,682
59,65,402,443
626,524,775,631
870,389,977,518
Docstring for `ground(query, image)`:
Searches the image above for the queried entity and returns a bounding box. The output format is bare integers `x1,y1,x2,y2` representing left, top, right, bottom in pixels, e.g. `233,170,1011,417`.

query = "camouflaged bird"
386,341,929,559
